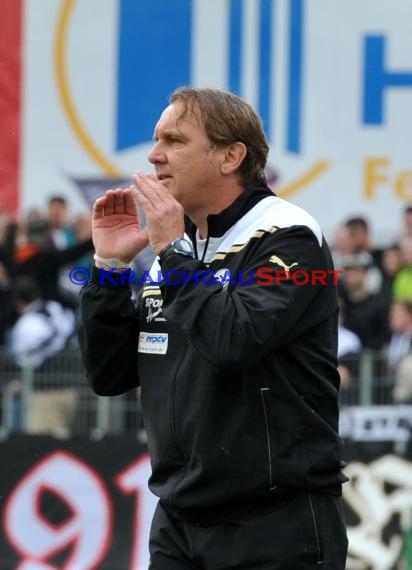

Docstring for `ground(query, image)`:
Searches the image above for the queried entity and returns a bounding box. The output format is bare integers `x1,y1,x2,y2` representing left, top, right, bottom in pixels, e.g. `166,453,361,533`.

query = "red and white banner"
1,436,156,570
0,434,412,569
0,0,22,215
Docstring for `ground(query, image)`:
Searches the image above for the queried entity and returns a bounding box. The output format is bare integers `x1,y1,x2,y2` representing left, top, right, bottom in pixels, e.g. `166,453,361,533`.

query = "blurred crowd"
0,196,93,353
332,207,412,402
0,194,412,435
0,196,94,435
0,195,154,437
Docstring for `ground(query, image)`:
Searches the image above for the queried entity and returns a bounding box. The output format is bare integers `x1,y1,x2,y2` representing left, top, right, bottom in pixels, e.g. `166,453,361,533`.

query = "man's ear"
220,142,247,176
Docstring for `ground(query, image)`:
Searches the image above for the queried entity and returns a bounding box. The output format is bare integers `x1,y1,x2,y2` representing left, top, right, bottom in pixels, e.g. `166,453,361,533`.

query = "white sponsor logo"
138,332,168,355
145,297,164,323
214,268,233,290
214,268,230,282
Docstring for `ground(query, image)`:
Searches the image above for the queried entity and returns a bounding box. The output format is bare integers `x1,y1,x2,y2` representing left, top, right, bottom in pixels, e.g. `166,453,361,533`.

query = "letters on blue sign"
116,0,192,151
287,0,304,153
116,0,303,154
363,35,412,125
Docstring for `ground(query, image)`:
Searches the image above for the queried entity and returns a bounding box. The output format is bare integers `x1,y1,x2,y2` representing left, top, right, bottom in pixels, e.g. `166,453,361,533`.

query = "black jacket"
78,186,347,524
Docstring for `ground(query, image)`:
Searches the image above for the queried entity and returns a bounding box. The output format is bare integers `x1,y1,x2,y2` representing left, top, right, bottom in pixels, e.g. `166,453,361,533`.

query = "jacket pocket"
307,492,324,565
260,387,278,491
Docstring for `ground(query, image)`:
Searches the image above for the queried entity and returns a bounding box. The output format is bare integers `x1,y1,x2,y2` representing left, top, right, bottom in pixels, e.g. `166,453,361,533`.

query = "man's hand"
132,172,185,255
92,187,149,263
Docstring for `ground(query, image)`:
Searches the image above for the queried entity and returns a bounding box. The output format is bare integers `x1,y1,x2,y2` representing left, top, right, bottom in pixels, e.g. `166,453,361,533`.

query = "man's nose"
148,143,166,165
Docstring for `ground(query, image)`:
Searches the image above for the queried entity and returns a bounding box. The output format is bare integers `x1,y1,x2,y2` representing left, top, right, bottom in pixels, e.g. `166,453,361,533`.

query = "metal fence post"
359,350,374,406
93,396,111,439
1,384,14,437
20,364,34,431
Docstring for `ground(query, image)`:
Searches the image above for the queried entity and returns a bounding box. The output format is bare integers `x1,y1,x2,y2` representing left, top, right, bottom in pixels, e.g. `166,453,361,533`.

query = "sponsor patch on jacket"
138,332,168,355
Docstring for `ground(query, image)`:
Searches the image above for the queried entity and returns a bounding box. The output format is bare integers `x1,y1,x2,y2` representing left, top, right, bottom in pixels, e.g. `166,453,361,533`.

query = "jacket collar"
185,185,275,239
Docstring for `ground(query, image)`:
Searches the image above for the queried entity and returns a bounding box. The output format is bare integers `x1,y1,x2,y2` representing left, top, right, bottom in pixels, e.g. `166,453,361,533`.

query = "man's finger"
113,189,126,215
93,197,107,219
124,188,139,217
102,190,115,216
134,175,178,213
133,172,166,204
133,182,158,209
134,186,155,215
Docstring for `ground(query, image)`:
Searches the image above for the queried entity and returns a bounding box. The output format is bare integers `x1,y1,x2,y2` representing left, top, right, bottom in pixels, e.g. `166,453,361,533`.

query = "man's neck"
189,182,245,237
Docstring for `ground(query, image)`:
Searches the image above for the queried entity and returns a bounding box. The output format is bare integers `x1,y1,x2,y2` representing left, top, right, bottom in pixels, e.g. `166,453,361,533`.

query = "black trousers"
149,491,348,569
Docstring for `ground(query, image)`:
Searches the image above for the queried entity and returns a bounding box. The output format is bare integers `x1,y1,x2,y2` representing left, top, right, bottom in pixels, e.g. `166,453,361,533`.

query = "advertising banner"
1,0,411,241
0,435,156,570
1,432,412,569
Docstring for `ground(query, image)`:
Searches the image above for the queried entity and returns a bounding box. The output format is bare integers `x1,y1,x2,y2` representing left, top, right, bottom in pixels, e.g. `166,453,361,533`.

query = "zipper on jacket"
260,387,278,491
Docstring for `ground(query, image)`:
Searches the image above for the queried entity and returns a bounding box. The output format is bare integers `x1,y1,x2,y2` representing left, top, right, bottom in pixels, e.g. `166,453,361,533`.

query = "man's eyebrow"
153,129,187,142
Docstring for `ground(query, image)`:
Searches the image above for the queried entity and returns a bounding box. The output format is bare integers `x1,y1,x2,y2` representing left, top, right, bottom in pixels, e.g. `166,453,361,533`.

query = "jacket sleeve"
160,226,337,372
77,267,140,395
24,239,94,273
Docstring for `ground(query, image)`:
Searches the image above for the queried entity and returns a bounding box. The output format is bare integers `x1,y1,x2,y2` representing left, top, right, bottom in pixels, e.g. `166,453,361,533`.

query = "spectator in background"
0,213,18,345
388,301,412,403
338,319,362,363
10,276,77,436
393,355,412,403
331,224,355,271
47,195,76,250
387,300,412,377
47,196,95,303
12,218,93,310
0,211,17,278
380,244,403,310
345,216,383,293
393,235,412,302
0,261,16,346
337,297,362,403
11,276,75,368
339,251,390,349
403,205,412,238
345,217,382,267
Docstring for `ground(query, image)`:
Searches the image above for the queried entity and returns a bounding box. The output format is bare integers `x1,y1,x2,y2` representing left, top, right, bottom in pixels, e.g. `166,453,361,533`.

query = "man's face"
400,236,412,265
389,302,412,333
343,267,367,291
48,201,67,228
405,211,412,234
148,102,222,214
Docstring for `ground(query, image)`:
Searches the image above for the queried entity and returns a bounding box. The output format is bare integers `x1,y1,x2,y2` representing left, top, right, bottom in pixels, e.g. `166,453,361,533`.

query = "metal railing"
338,350,398,408
0,348,144,439
0,347,403,438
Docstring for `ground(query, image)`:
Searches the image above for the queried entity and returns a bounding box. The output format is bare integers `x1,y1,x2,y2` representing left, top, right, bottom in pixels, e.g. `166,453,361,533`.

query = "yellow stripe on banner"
54,0,122,177
277,160,331,199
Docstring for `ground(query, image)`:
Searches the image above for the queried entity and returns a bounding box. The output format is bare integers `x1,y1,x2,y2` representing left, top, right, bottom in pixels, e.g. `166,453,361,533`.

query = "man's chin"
160,178,173,189
165,181,180,199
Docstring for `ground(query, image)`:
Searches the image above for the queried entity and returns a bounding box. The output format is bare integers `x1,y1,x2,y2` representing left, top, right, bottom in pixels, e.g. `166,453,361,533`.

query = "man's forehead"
154,103,200,135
